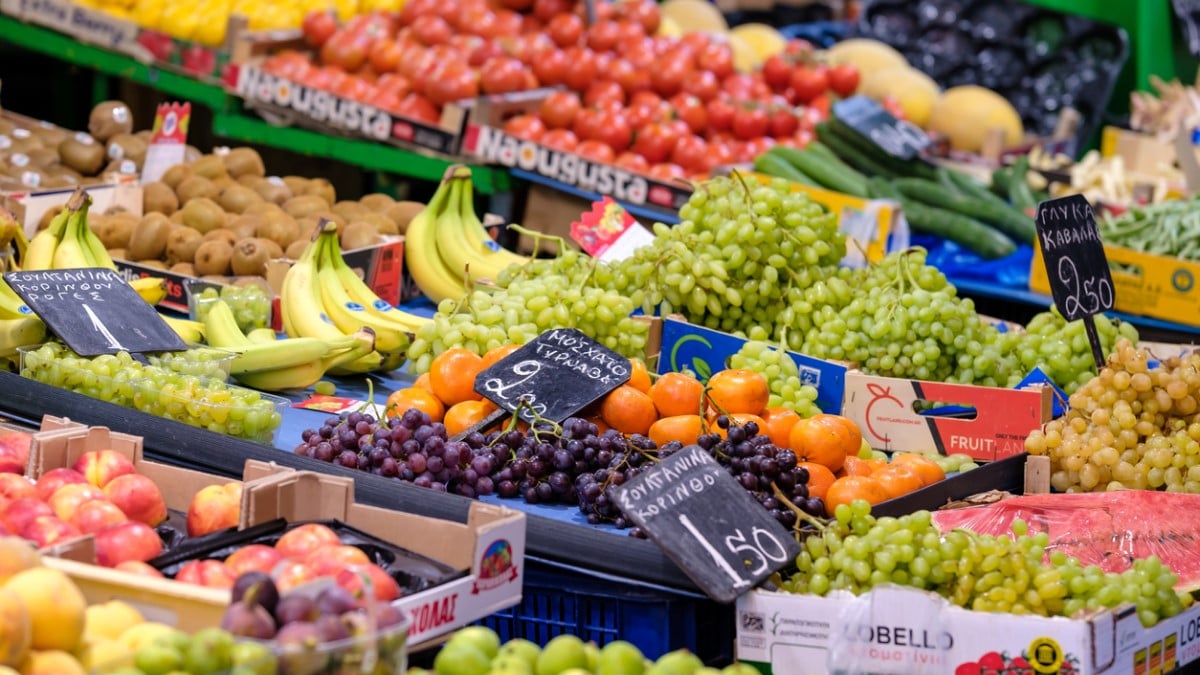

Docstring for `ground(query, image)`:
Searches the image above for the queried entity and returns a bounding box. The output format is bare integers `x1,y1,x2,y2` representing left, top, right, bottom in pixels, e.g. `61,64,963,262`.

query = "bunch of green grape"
21,342,281,443
1011,307,1140,394
192,283,273,333
146,347,235,381
778,500,1189,627
728,339,820,417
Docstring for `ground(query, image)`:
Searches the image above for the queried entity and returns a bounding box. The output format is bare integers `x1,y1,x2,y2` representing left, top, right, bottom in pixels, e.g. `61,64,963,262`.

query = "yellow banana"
403,171,468,303
234,335,374,391
202,299,254,349
130,277,168,305
72,194,117,270
246,328,278,344
160,314,206,344
51,203,90,269
451,171,530,282
23,207,68,270
316,230,412,353
0,316,46,357
0,279,34,320
230,332,369,376
324,225,431,332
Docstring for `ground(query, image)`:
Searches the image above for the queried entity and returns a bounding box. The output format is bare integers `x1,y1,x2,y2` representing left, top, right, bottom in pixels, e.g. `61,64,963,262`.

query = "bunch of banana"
21,188,166,305
0,208,28,273
204,299,375,391
281,221,425,374
404,165,530,303
160,314,206,344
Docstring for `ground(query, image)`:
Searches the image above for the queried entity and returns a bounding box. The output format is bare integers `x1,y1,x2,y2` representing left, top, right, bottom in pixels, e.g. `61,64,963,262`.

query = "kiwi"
200,274,229,284
105,133,149,166
31,123,69,148
166,227,204,265
8,130,44,155
37,205,64,232
202,228,239,248
243,202,285,219
228,214,261,241
184,145,203,163
97,212,137,249
102,159,139,178
127,213,173,260
41,173,76,189
281,176,309,196
358,193,395,212
175,175,218,203
25,147,60,169
104,204,130,216
169,262,196,276
294,216,322,242
181,197,226,234
255,237,284,259
88,101,134,142
230,238,272,276
341,221,382,250
211,175,234,191
169,210,186,226
217,184,261,214
0,120,15,136
284,239,309,260
237,175,268,190
143,181,180,216
108,248,127,261
283,195,330,220
384,201,426,234
332,200,371,222
58,134,106,175
254,178,292,205
137,259,168,270
223,147,265,178
135,130,154,143
358,212,398,236
303,178,336,204
190,154,228,180
255,213,300,250
193,240,234,276
161,164,192,190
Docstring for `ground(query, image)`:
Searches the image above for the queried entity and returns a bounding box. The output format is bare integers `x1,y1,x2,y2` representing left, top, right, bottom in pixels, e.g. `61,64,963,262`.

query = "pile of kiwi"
74,147,425,282
0,100,203,191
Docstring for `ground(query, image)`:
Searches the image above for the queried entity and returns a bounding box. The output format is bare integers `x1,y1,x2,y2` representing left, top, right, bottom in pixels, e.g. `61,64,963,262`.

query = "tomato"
673,69,717,103
743,136,776,158
680,31,710,56
705,97,736,133
789,65,828,105
465,38,501,67
528,48,567,87
500,0,533,10
547,13,584,48
503,114,546,141
768,108,798,138
521,16,544,35
613,19,645,44
669,134,710,173
412,15,452,46
647,163,686,180
721,73,757,100
706,137,735,166
577,0,614,22
632,122,680,164
376,73,411,97
586,20,621,52
880,94,908,121
585,81,626,108
809,92,832,120
394,93,440,123
621,0,660,34
425,63,478,105
399,0,438,23
614,151,650,174
541,129,579,152
651,56,691,98
827,64,860,97
455,5,494,35
480,56,529,95
533,0,571,22
784,38,815,59
619,39,656,69
302,11,338,48
669,94,707,135
762,54,792,92
563,47,598,92
609,58,650,95
264,51,311,79
731,105,768,140
576,140,616,164
511,34,553,64
696,41,735,80
624,103,658,130
367,39,403,74
398,45,436,80
370,90,403,112
596,109,633,152
491,10,523,38
572,107,606,141
335,76,373,101
539,91,582,129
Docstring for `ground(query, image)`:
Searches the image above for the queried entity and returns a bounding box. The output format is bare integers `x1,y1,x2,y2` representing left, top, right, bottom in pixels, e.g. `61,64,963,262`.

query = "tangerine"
812,414,863,453
428,348,485,406
443,400,495,437
648,414,704,447
413,373,433,392
705,368,770,415
789,416,852,473
798,462,836,501
649,372,704,418
627,358,652,393
481,344,521,369
760,407,801,448
600,385,659,435
824,476,887,516
890,454,946,486
384,388,445,423
873,464,924,499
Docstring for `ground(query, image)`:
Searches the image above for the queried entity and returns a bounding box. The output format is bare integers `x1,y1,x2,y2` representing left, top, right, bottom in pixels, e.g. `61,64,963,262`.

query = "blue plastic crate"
478,557,735,663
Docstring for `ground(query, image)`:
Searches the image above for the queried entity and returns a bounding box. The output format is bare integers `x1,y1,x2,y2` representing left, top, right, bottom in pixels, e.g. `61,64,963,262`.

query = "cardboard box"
840,372,1053,462
3,182,142,239
240,461,525,649
735,584,1200,675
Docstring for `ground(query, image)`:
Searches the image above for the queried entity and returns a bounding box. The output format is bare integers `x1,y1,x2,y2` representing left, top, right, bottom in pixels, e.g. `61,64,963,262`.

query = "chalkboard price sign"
1035,195,1114,369
832,96,932,161
473,328,631,423
613,445,801,603
4,268,186,357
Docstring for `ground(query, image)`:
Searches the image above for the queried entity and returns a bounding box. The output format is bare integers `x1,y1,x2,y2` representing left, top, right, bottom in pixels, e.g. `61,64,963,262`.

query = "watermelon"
930,491,1200,591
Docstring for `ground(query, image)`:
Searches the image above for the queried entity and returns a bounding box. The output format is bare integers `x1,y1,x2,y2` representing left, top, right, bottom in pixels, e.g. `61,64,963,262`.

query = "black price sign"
4,268,186,357
473,328,630,424
832,96,932,161
613,445,801,603
1035,195,1114,369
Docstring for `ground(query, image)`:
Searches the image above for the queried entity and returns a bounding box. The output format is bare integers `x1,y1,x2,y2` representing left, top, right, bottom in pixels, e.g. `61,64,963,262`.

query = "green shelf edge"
0,15,510,193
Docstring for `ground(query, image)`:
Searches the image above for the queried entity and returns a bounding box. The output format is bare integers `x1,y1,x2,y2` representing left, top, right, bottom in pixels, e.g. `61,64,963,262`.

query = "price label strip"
613,445,801,603
1034,194,1115,370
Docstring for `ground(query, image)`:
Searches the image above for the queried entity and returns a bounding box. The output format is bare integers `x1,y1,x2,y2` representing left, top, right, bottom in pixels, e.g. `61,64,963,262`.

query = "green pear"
435,643,492,675
498,638,541,668
535,635,590,675
597,640,646,675
447,627,502,661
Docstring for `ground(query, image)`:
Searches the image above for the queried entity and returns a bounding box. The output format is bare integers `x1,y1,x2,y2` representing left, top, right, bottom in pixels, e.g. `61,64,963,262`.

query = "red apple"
306,544,371,577
175,559,235,588
0,474,35,502
224,544,284,577
103,474,167,526
95,521,164,567
72,449,137,488
20,515,81,548
335,563,401,602
274,561,317,592
275,523,340,560
186,482,242,537
2,498,52,533
70,499,128,535
48,483,107,522
114,560,165,578
34,468,87,502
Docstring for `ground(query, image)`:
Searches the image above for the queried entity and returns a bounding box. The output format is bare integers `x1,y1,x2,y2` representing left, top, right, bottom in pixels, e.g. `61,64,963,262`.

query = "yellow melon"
730,23,787,61
827,39,908,73
859,66,942,127
660,0,728,34
927,85,1025,153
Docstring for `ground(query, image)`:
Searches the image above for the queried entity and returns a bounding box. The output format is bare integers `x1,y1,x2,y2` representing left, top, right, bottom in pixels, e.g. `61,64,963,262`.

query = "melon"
859,65,942,128
728,33,761,73
826,38,908,74
927,85,1025,154
660,0,728,34
731,23,787,62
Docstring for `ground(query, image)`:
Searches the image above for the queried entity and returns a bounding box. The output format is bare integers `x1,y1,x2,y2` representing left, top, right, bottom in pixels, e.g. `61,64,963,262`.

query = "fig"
220,600,276,639
315,584,360,617
231,571,280,614
274,595,318,626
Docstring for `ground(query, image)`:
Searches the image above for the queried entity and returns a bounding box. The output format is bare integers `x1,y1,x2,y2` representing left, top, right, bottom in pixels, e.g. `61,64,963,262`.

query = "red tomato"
500,0,533,10
789,66,829,105
541,129,579,152
681,70,720,102
784,39,815,59
467,38,503,68
425,63,478,105
511,33,553,64
547,13,584,48
647,163,686,180
572,107,606,141
563,47,598,92
521,15,544,35
632,122,680,164
302,11,338,48
586,20,621,52
614,151,650,174
624,103,659,130
629,91,663,109
491,11,524,38
721,73,758,101
827,64,860,97
585,81,626,108
455,5,495,36
762,54,793,92
397,45,434,80
880,95,908,121
768,108,799,138
706,137,735,166
613,19,645,44
533,0,571,22
539,91,582,129
400,0,438,22
367,40,403,74
504,114,545,141
321,32,369,72
705,97,736,133
412,15,452,46
395,93,440,123
480,56,529,95
610,59,651,94
576,0,614,22
621,0,660,35
669,94,707,135
680,32,709,56
809,92,832,119
651,57,691,98
576,140,616,164
696,41,735,80
731,105,769,140
532,48,569,87
596,109,633,152
376,73,411,95
670,134,710,173
743,136,776,158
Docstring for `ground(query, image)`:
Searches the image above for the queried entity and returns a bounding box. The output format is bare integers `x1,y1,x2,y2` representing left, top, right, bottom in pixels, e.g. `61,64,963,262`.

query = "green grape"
1015,307,1140,394
728,340,820,417
192,283,273,333
146,347,235,381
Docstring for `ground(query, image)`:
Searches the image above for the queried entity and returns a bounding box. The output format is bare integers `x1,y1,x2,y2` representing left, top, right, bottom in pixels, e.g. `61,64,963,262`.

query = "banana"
130,277,168,306
435,171,529,284
230,333,368,376
0,279,34,320
70,194,116,270
315,229,412,352
160,314,206,344
323,224,431,332
0,316,46,357
246,328,279,344
403,171,469,303
23,207,69,270
202,299,254,349
50,204,90,269
235,329,376,391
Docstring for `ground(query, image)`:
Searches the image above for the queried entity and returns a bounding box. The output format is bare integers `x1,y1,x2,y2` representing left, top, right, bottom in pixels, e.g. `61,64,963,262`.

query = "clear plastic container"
187,278,275,334
18,343,286,445
145,345,237,381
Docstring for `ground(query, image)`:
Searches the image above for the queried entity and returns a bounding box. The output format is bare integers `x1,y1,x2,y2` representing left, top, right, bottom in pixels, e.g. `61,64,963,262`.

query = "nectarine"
102,474,166,526
33,468,86,503
69,500,127,536
175,559,235,588
113,560,164,578
274,561,317,592
0,475,33,502
72,450,136,489
1,499,51,535
275,523,340,560
94,522,163,568
47,484,105,523
335,563,401,602
306,544,370,577
19,515,80,548
224,544,283,577
186,483,241,537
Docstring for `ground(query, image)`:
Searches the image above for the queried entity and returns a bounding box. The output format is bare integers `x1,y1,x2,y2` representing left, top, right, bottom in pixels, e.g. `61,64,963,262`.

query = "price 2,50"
1057,257,1113,319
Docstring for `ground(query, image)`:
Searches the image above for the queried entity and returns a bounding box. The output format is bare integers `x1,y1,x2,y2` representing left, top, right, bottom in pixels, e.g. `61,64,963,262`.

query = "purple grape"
369,447,388,465
380,458,399,477
337,451,358,468
357,454,371,471
497,480,518,498
429,422,447,439
535,482,553,501
424,436,446,455
426,455,445,474
355,421,373,436
408,452,427,473
443,445,462,468
413,475,433,489
430,482,447,492
463,468,479,484
413,425,433,444
389,426,411,444
476,476,494,496
738,473,758,490
318,426,334,439
402,439,420,456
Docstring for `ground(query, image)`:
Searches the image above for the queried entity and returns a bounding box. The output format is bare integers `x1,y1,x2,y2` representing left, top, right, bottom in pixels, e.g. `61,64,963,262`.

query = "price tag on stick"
4,268,186,357
1034,195,1115,370
831,96,933,161
613,445,801,603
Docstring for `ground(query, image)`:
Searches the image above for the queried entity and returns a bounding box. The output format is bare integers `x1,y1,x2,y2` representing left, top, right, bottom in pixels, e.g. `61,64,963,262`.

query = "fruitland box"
735,584,1200,675
239,461,525,650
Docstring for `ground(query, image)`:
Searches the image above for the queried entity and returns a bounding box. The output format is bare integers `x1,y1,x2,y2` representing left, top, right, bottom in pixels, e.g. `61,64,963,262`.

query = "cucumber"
1008,155,1038,212
990,166,1013,198
815,123,897,178
826,117,938,180
754,152,818,187
769,145,869,197
893,177,1036,244
944,168,1038,224
867,178,1017,259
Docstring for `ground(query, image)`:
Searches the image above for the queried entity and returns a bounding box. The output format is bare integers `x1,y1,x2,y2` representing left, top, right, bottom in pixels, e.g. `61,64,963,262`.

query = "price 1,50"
1058,257,1114,320
677,514,789,589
